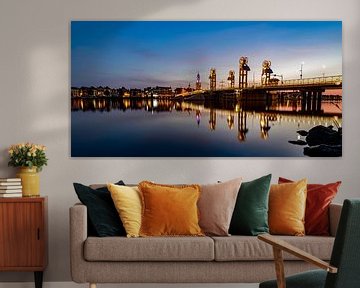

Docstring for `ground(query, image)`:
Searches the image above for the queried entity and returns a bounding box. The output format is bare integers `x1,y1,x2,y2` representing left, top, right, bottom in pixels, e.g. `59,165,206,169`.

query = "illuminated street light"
322,65,326,77
299,61,305,80
273,74,283,84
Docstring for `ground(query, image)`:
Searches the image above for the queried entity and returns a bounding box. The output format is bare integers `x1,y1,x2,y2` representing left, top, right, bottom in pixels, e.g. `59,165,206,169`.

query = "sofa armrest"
329,203,342,237
69,203,88,283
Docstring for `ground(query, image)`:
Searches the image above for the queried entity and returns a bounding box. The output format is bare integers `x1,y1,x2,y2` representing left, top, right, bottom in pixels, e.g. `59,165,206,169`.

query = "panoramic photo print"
71,21,342,157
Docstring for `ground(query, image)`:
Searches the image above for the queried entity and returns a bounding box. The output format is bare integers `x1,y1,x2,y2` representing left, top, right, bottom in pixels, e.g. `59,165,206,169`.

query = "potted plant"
8,143,48,197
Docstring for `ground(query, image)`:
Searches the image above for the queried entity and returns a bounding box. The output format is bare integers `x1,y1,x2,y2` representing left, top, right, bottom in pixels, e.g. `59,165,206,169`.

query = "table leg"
34,271,43,288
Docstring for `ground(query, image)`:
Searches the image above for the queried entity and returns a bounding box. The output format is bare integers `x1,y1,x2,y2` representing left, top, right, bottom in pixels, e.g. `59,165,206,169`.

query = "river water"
71,96,342,157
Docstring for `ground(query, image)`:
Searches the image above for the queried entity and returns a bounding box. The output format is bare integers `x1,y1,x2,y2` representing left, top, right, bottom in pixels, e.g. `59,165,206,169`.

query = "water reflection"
72,97,342,139
227,114,234,130
71,97,342,157
209,109,216,131
72,98,177,113
260,114,271,140
196,110,201,127
238,110,248,141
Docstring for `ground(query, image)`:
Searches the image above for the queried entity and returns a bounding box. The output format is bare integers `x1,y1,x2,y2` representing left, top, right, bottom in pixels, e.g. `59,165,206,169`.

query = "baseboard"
0,282,259,288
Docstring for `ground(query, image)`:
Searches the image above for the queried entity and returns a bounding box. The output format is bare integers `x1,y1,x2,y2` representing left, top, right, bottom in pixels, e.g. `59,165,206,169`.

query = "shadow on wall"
0,0,205,283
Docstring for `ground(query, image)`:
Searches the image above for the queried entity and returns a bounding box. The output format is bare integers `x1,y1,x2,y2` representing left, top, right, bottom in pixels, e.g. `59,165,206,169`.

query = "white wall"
0,0,359,282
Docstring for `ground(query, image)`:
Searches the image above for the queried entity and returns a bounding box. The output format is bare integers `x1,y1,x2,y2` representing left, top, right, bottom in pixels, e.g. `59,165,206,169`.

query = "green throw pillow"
229,174,272,236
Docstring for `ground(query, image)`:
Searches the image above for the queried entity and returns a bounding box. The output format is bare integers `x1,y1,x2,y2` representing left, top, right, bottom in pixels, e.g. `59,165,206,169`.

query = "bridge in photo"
242,75,342,91
174,75,342,100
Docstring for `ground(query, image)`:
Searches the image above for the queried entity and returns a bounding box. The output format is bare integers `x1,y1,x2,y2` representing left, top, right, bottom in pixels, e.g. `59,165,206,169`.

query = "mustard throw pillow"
269,179,307,236
107,183,142,237
138,181,203,237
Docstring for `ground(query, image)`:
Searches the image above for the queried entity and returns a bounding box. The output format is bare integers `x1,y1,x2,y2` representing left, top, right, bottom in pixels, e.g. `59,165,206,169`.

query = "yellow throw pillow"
138,181,204,237
107,183,142,238
269,179,307,236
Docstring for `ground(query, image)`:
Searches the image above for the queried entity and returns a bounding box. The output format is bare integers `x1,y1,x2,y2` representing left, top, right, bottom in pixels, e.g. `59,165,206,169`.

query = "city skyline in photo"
71,21,342,90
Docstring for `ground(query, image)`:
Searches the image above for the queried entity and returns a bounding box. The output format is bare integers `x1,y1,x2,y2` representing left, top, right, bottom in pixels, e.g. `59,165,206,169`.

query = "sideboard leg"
34,271,43,288
90,283,97,288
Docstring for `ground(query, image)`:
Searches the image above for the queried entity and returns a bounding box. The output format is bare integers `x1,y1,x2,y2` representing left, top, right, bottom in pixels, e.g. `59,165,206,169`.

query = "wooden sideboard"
0,197,48,288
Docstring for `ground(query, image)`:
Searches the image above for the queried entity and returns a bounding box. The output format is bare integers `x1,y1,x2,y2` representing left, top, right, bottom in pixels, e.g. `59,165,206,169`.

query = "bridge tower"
239,57,250,88
209,68,216,91
261,60,273,85
227,70,235,88
196,72,201,90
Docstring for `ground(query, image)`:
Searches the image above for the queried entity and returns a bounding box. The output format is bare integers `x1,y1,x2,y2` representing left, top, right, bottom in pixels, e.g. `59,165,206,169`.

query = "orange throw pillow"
138,181,204,237
279,177,341,236
269,179,307,236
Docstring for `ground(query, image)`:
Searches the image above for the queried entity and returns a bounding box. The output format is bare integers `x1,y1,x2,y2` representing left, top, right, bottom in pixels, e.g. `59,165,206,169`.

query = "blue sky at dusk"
71,21,342,89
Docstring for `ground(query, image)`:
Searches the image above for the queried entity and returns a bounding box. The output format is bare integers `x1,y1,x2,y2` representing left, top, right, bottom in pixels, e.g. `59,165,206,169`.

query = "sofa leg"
89,283,96,288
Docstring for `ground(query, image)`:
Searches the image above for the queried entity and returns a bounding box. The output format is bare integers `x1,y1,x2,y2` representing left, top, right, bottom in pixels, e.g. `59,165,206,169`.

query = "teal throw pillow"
229,174,272,236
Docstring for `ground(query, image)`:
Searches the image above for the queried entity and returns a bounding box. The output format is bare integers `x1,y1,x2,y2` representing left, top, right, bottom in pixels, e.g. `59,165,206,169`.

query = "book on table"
0,179,22,188
0,186,22,190
0,178,22,195
0,182,22,186
0,189,22,193
0,178,21,183
0,193,22,198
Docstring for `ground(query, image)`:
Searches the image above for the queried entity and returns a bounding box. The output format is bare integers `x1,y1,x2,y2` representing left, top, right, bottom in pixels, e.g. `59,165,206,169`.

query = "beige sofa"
70,203,342,287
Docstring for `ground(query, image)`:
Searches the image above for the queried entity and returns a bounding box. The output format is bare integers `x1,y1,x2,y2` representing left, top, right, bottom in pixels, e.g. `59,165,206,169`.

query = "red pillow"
278,177,341,236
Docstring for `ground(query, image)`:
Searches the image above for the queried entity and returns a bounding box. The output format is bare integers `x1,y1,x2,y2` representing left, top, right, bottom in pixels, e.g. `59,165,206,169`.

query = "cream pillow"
107,183,142,237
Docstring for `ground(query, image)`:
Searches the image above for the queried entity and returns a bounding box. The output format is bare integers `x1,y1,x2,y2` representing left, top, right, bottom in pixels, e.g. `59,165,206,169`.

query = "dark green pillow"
229,174,272,236
73,181,126,237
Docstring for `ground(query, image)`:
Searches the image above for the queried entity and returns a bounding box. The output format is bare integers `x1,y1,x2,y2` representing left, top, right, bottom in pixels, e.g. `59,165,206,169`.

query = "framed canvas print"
71,21,342,157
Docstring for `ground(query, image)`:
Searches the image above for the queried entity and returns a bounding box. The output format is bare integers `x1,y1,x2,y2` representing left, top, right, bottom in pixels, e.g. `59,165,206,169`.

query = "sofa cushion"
229,174,271,236
212,236,334,261
269,179,307,236
279,177,341,236
84,236,214,261
73,181,126,237
199,178,242,236
107,184,142,238
139,181,203,237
